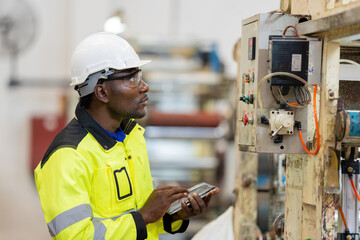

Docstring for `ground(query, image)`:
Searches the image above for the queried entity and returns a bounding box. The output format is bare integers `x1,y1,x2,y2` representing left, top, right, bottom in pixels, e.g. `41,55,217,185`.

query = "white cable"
257,60,357,117
257,72,313,116
339,59,360,68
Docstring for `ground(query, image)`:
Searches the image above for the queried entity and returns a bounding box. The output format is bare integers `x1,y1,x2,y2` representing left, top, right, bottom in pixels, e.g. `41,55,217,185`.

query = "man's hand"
172,188,220,221
139,186,189,224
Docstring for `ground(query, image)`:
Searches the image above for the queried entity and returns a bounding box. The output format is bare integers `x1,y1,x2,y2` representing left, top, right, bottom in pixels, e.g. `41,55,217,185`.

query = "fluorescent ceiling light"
104,15,126,34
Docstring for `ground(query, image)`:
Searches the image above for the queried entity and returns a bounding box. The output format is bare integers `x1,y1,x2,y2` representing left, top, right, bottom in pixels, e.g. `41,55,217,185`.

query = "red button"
243,114,248,126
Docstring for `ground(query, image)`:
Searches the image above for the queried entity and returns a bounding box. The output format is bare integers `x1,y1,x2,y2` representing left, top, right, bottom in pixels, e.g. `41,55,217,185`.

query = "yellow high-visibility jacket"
35,104,189,239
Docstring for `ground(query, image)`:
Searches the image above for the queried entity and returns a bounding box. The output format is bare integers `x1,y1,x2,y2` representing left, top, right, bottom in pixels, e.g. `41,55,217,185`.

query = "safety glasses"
107,69,143,88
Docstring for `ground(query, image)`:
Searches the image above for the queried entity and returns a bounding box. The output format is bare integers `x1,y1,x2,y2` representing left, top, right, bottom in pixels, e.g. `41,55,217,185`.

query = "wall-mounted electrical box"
269,37,322,86
237,13,322,153
270,37,309,86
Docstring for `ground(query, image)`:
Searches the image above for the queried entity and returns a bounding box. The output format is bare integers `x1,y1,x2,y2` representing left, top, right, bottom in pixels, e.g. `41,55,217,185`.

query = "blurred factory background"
0,0,278,239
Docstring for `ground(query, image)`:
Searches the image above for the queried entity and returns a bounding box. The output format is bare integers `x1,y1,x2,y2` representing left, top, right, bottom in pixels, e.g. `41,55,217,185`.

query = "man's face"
105,68,149,119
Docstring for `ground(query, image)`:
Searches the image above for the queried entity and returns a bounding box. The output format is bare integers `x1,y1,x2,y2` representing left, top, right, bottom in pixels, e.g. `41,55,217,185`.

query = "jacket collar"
75,103,137,150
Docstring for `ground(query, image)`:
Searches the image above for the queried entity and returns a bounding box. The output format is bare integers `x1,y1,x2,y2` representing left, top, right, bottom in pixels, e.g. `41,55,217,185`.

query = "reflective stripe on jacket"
35,104,189,239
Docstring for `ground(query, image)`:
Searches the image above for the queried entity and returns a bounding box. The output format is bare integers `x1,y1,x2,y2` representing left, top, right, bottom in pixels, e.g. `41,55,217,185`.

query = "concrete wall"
0,0,278,238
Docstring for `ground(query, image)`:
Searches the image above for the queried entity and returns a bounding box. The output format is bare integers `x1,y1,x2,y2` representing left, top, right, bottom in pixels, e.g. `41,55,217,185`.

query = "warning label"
291,54,302,72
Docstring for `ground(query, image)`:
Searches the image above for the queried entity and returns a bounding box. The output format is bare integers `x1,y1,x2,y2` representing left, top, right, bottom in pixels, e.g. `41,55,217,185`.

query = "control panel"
237,13,322,153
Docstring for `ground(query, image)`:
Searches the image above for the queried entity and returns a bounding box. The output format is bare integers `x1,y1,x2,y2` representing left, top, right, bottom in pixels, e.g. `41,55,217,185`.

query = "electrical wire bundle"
270,85,312,109
294,86,311,107
257,72,320,155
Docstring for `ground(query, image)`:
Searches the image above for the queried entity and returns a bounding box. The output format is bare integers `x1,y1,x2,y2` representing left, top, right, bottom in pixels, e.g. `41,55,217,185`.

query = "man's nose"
139,79,149,92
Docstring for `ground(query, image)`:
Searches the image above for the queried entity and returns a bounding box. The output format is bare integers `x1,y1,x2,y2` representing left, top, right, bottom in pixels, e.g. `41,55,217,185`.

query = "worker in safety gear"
34,32,219,240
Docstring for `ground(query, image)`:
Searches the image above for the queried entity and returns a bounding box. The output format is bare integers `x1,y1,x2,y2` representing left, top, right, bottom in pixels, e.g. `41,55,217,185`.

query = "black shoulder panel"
40,118,88,168
120,118,137,135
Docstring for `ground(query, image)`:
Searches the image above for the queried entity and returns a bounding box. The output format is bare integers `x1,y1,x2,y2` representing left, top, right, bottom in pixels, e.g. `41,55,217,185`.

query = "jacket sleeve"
35,147,147,240
162,213,189,234
142,209,189,238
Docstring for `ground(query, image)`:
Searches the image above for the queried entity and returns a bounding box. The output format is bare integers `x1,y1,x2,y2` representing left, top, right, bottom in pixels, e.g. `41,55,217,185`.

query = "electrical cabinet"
270,37,309,86
238,13,322,153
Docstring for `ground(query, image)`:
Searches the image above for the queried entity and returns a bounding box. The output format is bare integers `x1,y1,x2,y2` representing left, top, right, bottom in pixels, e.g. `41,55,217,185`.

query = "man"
34,32,219,239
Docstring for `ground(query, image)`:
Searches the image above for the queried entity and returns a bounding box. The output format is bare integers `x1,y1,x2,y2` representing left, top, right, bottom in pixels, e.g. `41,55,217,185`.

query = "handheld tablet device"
167,182,217,215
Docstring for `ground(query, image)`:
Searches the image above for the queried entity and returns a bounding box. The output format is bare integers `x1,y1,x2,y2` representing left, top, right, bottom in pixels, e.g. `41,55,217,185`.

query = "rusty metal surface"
321,194,336,239
340,46,360,63
339,81,360,110
297,5,360,35
292,0,360,20
284,154,304,239
233,151,259,240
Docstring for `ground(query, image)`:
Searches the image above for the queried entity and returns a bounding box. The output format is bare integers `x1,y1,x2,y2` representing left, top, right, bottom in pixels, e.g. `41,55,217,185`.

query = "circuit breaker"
237,13,322,153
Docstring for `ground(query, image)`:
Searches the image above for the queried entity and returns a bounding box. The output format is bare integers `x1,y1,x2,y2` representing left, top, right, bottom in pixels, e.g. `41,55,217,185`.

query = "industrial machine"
236,13,323,238
335,83,360,239
236,11,360,239
238,13,321,154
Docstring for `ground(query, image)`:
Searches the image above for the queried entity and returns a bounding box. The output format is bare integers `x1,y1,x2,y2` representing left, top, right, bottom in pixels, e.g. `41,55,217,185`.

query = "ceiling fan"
0,0,37,86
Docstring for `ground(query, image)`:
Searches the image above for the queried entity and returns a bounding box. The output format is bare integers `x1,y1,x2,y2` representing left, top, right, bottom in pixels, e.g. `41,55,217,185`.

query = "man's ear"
94,83,109,103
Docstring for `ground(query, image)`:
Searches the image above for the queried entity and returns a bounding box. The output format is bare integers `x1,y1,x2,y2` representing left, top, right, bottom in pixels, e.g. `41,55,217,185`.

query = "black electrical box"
269,37,309,86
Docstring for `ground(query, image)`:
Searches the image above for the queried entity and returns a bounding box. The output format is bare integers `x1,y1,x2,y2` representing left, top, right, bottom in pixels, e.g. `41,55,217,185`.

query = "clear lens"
123,70,142,88
107,69,142,88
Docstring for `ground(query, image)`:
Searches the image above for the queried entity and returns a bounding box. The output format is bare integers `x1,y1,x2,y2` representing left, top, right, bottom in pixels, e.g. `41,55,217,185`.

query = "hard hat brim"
136,59,151,67
70,59,151,86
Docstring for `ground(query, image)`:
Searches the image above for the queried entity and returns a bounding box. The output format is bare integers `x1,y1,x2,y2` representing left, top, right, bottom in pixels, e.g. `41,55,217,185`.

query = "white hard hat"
70,32,150,96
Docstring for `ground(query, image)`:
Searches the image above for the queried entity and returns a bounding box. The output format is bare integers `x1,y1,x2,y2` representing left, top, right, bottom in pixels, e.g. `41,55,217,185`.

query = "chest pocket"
113,167,132,200
108,160,136,213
